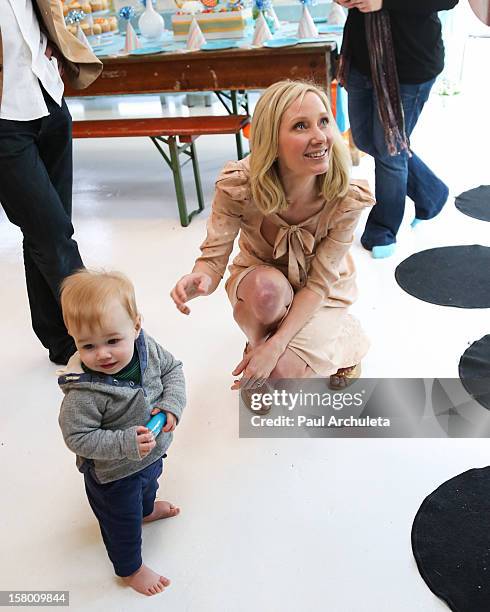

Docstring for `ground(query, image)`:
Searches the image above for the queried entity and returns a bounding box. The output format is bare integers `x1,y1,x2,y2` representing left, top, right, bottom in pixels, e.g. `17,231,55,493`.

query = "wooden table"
65,42,339,225
64,42,336,97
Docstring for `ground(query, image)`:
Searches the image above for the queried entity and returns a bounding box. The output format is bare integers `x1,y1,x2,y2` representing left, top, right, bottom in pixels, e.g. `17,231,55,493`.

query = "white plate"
263,37,299,48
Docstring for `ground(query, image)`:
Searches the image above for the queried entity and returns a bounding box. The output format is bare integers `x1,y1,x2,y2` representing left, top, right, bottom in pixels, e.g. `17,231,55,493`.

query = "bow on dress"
271,218,315,290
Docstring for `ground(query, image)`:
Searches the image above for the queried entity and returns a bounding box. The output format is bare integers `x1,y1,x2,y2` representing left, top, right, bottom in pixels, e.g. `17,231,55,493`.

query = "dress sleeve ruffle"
326,179,375,241
337,179,376,214
214,160,251,204
195,161,249,279
305,180,374,301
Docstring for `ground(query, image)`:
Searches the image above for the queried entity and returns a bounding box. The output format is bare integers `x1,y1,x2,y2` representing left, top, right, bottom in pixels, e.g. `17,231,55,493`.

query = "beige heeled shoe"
329,363,362,391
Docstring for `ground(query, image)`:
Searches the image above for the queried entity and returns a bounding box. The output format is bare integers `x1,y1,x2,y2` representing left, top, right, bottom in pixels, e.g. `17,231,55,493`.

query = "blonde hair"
250,80,351,215
61,269,139,335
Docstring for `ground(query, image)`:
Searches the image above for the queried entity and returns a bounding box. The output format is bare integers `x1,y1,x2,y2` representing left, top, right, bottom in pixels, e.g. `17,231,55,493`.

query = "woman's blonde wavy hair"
250,80,351,215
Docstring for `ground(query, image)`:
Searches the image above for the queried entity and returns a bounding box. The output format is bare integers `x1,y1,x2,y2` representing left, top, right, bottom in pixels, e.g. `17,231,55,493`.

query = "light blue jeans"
346,67,449,249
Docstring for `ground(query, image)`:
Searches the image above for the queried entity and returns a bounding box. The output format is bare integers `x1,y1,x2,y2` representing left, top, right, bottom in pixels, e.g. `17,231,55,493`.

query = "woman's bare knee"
237,268,291,326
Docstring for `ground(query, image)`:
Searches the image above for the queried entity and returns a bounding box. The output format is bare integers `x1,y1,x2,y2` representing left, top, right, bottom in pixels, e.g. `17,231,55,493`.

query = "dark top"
344,0,459,84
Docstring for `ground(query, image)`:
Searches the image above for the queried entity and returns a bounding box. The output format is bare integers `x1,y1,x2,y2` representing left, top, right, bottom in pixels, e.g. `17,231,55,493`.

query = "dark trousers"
84,458,163,577
0,87,82,362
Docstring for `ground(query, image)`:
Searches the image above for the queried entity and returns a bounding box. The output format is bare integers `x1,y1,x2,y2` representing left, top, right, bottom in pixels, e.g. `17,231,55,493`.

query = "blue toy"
146,412,167,436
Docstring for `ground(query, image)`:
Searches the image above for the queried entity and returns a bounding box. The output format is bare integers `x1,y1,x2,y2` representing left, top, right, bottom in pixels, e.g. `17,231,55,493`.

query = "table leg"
231,90,244,160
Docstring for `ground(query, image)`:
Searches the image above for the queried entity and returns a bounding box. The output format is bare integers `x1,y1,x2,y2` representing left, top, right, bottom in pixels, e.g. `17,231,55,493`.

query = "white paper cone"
124,22,142,53
328,3,346,26
76,24,92,50
297,5,318,39
252,12,272,46
268,6,281,31
186,18,206,50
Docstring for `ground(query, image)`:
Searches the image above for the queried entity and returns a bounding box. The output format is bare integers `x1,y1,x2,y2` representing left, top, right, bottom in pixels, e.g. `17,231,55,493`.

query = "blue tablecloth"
89,20,343,57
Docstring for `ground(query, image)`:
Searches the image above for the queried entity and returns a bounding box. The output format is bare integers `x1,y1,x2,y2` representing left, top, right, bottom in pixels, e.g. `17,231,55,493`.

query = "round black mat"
395,245,490,308
459,335,490,410
412,467,490,611
455,185,490,222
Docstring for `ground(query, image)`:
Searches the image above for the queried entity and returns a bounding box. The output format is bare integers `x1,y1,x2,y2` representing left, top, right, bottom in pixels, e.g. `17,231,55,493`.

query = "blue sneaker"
372,244,396,259
411,217,423,228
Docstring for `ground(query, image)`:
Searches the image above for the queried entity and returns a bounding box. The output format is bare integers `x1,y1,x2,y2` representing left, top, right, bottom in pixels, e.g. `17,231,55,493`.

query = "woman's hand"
45,43,65,76
231,340,284,390
170,272,212,315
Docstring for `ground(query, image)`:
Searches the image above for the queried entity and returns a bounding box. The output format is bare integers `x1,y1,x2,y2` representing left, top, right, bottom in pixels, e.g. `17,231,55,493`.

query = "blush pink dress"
196,156,375,376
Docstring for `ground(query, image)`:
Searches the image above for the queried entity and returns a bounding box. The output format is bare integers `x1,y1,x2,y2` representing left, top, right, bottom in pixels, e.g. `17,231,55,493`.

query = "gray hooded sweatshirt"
58,330,186,484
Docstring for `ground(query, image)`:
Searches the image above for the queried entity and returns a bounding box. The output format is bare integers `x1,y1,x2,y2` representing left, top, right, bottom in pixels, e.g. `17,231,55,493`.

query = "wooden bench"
73,115,250,226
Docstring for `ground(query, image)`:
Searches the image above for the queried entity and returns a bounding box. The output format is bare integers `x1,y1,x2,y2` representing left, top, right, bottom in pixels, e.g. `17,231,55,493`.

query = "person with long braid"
336,0,458,258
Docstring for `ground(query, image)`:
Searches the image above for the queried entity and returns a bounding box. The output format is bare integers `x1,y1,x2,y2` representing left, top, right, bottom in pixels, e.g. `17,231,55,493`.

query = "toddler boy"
58,269,185,596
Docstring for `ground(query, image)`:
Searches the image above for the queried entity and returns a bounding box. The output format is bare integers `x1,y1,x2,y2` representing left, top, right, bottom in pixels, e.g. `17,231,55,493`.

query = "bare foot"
122,564,170,596
143,500,180,523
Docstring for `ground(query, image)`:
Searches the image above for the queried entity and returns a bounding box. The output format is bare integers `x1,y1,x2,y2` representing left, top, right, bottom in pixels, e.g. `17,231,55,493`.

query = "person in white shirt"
0,0,101,364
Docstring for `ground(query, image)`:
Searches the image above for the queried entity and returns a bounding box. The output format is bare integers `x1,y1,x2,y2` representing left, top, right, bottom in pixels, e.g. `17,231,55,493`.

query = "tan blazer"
0,0,102,105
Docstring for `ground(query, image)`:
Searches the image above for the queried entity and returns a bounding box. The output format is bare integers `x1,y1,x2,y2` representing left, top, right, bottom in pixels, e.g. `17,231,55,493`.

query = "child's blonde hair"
61,269,139,335
250,80,351,215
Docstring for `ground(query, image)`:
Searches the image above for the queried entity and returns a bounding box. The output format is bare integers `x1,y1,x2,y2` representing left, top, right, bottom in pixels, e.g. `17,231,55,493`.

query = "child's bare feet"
143,500,180,523
122,564,170,596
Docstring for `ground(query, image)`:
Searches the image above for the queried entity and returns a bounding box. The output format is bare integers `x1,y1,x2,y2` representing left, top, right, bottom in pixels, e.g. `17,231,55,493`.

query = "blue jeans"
346,68,449,248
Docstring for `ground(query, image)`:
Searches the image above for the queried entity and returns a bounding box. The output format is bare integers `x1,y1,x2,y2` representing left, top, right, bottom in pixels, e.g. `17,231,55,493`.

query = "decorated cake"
172,1,252,40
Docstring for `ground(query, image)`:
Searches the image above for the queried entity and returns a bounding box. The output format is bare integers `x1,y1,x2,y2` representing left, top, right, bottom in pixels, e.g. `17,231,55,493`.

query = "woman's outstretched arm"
170,162,245,314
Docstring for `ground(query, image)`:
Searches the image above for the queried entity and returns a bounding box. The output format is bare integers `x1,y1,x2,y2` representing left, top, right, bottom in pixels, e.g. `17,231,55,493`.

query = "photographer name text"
251,415,391,428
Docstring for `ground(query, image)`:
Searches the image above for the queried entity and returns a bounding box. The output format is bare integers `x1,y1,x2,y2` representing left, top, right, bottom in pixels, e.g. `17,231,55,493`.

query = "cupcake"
80,21,93,35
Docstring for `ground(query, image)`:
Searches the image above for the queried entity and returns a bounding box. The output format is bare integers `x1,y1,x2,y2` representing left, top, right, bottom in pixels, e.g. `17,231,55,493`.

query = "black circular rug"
412,467,490,611
395,245,490,308
459,335,490,410
455,185,490,222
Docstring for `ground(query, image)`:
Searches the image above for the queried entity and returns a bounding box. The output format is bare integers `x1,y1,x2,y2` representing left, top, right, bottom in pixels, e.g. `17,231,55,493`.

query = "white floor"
1,37,490,612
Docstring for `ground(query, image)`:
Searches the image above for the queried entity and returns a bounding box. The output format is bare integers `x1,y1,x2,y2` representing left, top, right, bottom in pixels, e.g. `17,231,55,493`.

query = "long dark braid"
338,9,410,156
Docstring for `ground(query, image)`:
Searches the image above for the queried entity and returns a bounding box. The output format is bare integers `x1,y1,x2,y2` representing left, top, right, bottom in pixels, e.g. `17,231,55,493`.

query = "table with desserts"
63,0,343,98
